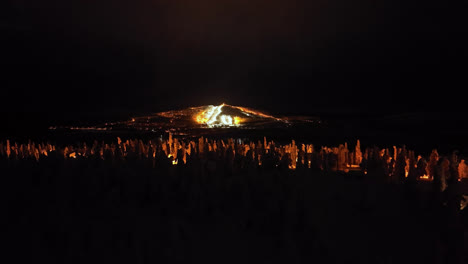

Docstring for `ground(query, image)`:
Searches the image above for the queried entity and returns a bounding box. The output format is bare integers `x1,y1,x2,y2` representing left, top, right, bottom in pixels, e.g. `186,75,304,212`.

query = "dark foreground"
4,157,468,264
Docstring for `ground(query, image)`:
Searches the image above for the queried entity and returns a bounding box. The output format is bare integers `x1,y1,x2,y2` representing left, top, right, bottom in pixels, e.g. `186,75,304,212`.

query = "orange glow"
193,104,287,127
194,104,223,125
195,111,206,123
195,111,209,123
231,105,283,121
233,116,243,125
194,104,243,127
167,154,178,165
420,174,431,181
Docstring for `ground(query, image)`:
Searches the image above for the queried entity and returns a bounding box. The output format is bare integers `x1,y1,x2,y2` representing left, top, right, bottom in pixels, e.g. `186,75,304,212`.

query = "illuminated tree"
458,160,467,179
426,149,439,180
355,140,362,165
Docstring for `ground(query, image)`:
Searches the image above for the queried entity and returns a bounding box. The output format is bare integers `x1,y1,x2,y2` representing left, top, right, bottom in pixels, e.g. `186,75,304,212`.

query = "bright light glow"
220,115,232,125
194,104,242,127
234,116,243,125
420,174,431,181
206,105,223,125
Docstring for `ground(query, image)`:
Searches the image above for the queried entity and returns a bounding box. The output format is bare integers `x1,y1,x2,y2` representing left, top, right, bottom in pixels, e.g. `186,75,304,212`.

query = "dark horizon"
2,0,467,129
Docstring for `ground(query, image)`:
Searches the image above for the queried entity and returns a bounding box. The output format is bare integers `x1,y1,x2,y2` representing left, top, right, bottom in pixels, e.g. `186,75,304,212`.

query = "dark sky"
1,0,466,127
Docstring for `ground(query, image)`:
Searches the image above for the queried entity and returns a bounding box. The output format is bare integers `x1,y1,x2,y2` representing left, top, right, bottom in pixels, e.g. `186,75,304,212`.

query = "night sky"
1,0,466,130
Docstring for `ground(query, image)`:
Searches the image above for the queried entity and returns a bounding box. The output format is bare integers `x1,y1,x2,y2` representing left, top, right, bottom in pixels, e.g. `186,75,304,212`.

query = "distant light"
233,116,243,125
194,104,241,127
206,105,223,125
220,115,232,125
